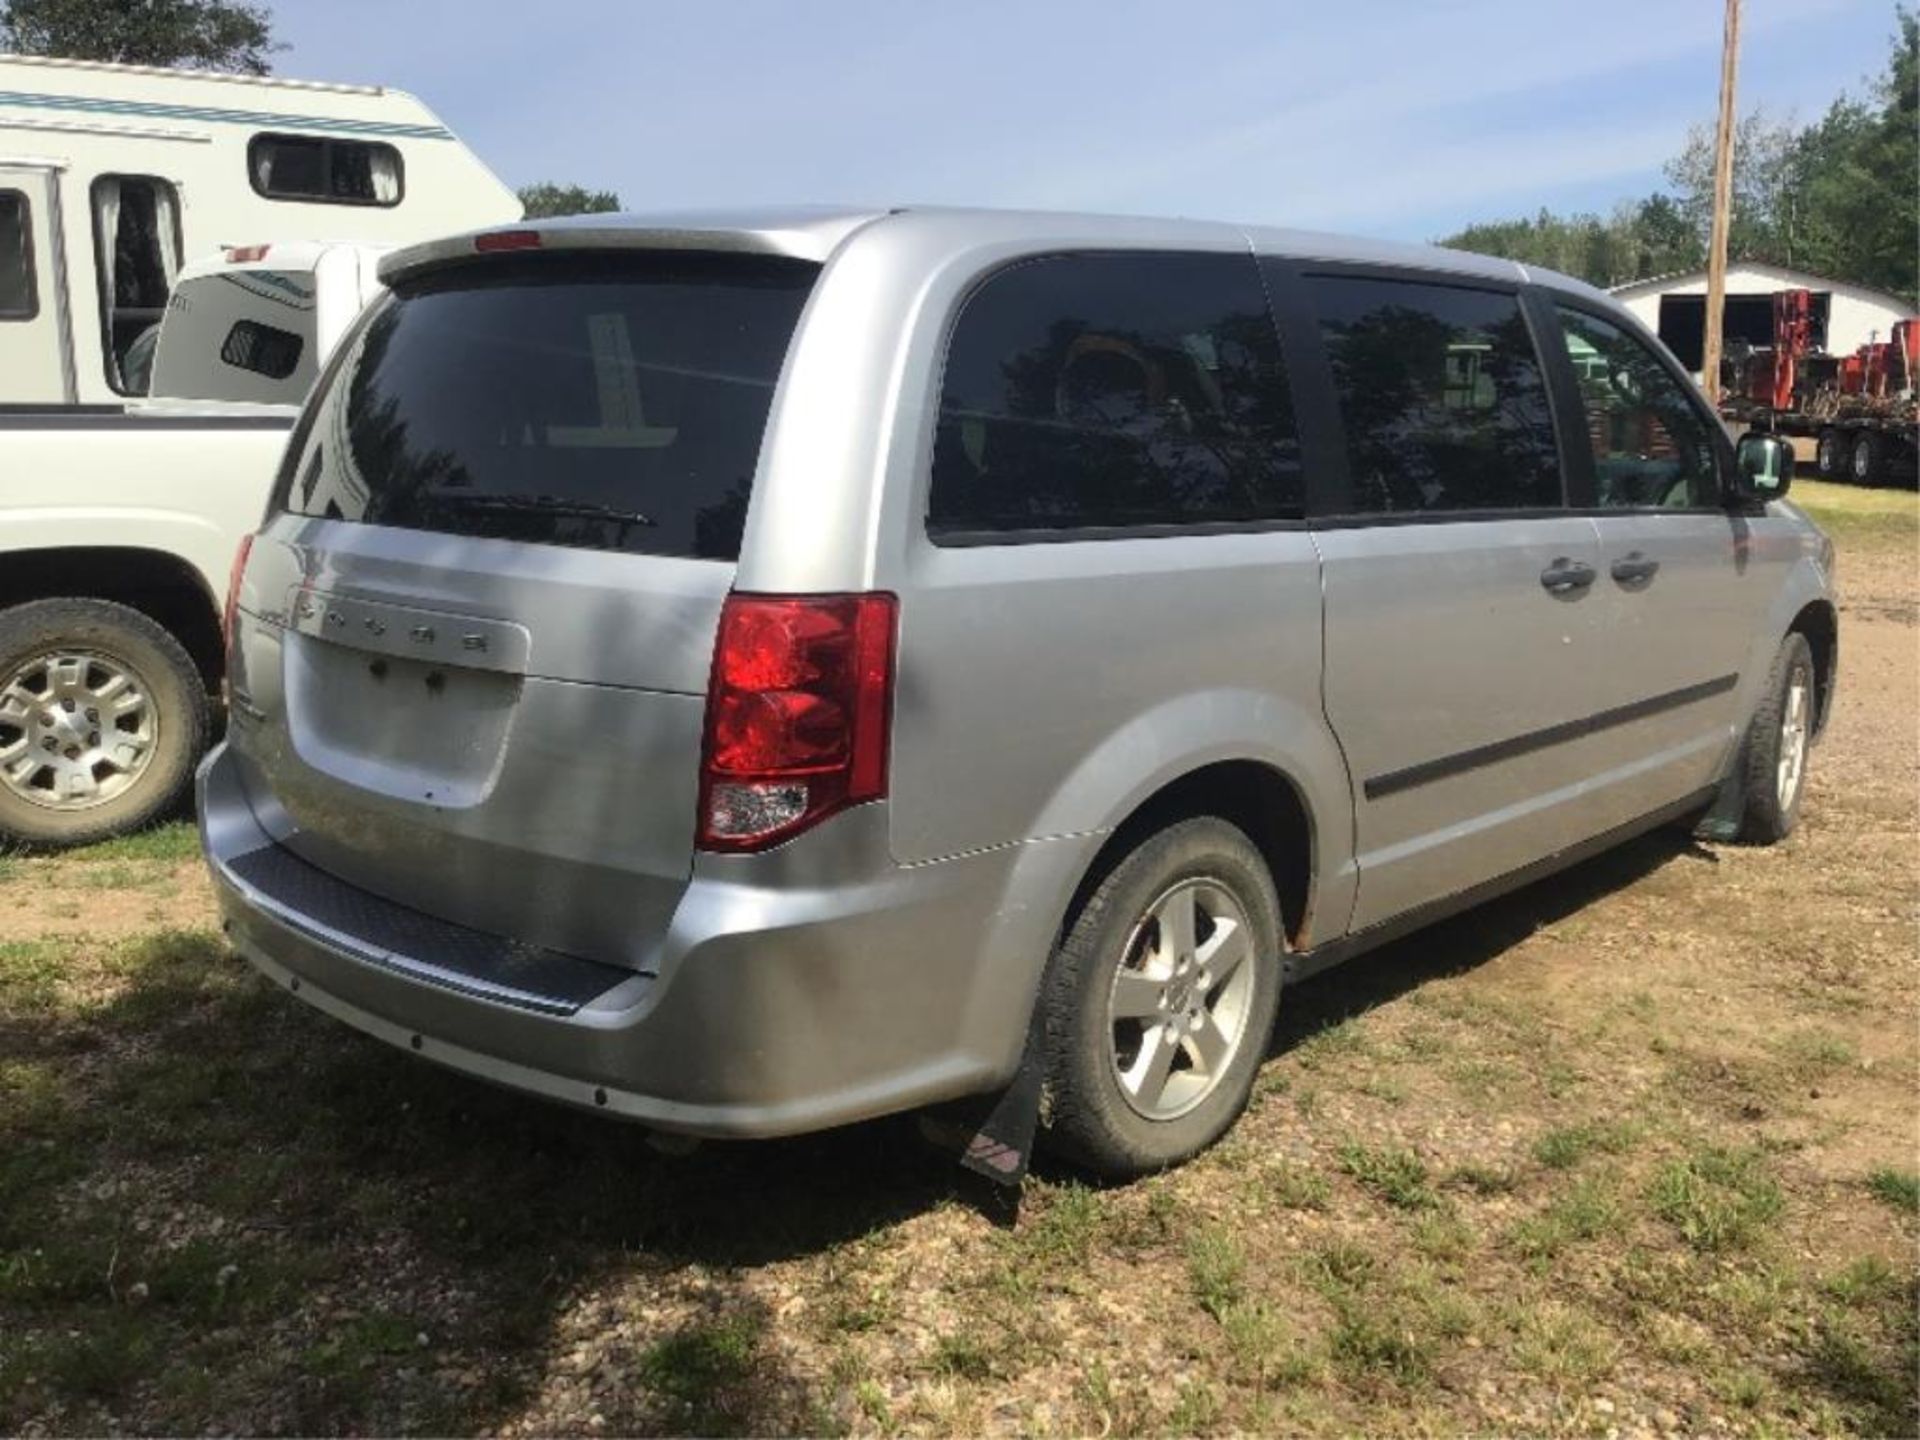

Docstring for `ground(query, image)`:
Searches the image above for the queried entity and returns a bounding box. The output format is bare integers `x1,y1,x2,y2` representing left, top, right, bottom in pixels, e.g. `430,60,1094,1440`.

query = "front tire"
1038,817,1283,1177
1737,632,1816,845
0,599,208,848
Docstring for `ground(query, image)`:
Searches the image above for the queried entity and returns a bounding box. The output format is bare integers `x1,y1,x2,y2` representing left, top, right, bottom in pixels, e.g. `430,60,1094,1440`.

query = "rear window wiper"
424,491,657,528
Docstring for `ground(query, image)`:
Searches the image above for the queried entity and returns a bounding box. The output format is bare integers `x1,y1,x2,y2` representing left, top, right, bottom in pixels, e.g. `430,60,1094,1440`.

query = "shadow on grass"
0,926,958,1434
1,826,1711,1433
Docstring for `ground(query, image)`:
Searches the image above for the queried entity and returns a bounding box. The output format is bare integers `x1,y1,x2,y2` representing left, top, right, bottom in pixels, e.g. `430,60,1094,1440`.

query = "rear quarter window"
278,252,818,560
929,251,1301,537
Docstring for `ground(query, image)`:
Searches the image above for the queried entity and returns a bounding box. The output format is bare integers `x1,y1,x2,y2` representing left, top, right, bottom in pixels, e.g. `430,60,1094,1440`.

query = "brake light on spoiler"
697,593,898,852
474,229,543,254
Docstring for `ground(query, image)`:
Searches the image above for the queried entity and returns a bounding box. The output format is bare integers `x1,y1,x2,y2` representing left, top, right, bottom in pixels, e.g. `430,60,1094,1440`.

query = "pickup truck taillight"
697,592,897,853
222,533,254,645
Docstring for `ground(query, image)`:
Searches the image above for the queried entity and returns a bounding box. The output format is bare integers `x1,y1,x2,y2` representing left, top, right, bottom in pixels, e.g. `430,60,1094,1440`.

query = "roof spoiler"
378,211,886,286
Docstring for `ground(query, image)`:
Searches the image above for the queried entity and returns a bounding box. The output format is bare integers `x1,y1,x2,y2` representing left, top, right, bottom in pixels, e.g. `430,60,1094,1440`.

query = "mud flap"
916,1012,1046,1189
1696,738,1750,842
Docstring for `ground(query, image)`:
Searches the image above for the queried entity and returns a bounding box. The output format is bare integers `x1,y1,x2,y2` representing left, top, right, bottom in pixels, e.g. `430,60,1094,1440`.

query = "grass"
1648,1147,1784,1252
1337,1142,1437,1210
1866,1167,1920,1215
1187,1226,1246,1320
64,820,201,864
639,1316,766,1435
1791,477,1920,542
1531,1118,1640,1170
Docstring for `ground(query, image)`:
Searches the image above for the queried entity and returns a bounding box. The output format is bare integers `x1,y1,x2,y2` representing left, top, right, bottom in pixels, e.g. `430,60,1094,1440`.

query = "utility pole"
1701,0,1741,403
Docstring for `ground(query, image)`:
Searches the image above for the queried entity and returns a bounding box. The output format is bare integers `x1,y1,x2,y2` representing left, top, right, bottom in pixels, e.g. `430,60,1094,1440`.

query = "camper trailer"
0,53,518,404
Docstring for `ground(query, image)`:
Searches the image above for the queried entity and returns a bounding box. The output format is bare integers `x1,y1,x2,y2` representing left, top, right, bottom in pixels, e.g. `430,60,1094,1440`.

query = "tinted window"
1310,277,1560,514
929,252,1299,535
278,252,817,561
0,191,33,319
1556,305,1720,508
93,175,181,394
249,133,402,206
221,319,304,380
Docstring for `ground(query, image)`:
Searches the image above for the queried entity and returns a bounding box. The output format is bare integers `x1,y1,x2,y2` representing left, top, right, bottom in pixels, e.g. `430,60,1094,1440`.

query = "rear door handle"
1540,558,1597,594
1610,551,1661,586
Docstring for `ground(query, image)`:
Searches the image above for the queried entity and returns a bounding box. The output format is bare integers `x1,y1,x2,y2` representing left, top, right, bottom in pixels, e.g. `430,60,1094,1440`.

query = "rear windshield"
277,252,818,560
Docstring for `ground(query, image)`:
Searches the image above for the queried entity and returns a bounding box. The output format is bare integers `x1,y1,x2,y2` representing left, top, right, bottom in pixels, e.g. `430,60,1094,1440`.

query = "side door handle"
1610,551,1661,586
1540,558,1597,594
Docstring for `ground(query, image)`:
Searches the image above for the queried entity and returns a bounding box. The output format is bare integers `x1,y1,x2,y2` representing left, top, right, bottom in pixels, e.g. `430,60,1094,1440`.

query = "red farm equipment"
1720,289,1919,487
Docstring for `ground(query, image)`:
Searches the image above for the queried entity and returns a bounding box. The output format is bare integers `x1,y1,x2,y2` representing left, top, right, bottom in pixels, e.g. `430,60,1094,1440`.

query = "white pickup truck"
0,242,384,845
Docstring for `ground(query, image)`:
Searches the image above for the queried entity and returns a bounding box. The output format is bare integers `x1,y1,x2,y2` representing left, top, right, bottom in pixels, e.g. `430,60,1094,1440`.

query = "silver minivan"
199,207,1836,1177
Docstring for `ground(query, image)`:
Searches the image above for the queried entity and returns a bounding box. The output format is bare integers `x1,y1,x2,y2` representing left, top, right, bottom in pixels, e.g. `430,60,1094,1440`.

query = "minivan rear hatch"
227,247,820,971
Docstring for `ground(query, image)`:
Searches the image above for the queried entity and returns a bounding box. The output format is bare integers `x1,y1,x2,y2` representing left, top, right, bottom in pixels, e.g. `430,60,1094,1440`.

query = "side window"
929,251,1300,536
0,190,35,319
1308,276,1561,514
1555,305,1720,509
93,175,182,395
249,134,402,206
220,319,305,380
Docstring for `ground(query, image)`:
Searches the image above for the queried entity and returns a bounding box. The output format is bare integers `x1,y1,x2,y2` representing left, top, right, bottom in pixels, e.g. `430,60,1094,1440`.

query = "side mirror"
1732,433,1793,503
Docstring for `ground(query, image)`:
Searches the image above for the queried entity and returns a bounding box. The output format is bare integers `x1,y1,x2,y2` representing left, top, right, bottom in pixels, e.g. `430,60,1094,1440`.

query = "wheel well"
1790,600,1837,735
1068,761,1314,950
0,548,223,692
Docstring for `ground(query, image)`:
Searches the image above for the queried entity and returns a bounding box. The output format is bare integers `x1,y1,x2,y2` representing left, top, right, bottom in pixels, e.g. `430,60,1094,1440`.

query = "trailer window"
0,191,35,319
92,175,182,395
249,134,402,207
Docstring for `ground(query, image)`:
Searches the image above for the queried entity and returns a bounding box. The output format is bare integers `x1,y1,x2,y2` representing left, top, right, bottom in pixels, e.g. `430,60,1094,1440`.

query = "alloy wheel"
1106,877,1259,1120
0,649,158,810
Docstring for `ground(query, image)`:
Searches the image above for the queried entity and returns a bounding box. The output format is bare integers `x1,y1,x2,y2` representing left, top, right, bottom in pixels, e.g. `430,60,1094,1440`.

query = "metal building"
1611,261,1917,378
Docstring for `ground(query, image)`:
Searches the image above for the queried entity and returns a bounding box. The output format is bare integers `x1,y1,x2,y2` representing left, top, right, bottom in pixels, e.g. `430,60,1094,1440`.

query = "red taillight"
474,229,542,253
225,243,271,263
698,592,897,852
222,533,255,644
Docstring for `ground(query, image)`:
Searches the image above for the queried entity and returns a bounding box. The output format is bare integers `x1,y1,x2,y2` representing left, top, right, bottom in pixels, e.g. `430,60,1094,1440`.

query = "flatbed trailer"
1720,291,1918,486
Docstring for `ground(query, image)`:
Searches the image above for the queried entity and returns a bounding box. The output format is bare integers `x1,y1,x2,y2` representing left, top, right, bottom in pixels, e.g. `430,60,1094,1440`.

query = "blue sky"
272,0,1901,242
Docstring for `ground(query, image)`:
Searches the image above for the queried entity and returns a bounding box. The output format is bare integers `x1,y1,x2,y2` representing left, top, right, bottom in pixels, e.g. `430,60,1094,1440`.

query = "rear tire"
1038,817,1283,1178
1850,430,1888,488
1736,631,1815,845
1815,429,1846,480
0,599,208,849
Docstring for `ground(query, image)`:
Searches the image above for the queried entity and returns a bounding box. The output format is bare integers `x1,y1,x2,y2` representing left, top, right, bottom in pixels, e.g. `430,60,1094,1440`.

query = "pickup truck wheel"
1736,631,1815,845
0,599,208,848
1038,817,1283,1177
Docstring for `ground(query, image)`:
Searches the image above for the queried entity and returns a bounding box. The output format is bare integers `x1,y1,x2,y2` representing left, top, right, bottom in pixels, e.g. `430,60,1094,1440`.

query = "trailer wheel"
0,599,209,849
1850,431,1888,488
1815,429,1846,480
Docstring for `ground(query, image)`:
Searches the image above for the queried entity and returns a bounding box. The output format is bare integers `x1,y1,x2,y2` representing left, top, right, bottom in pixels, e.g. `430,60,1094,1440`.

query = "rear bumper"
198,742,1081,1138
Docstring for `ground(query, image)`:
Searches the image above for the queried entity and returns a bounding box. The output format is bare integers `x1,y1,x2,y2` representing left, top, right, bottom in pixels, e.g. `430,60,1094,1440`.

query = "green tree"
1787,9,1918,306
0,0,278,73
516,182,622,219
1441,7,1917,303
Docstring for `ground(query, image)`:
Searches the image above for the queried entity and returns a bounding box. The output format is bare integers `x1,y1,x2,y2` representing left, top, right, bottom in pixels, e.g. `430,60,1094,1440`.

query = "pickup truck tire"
1736,631,1815,845
1038,816,1283,1178
0,599,208,849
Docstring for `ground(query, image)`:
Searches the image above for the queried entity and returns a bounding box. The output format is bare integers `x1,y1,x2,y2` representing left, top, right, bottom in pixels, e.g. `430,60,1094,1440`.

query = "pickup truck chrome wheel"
1776,672,1809,812
1107,876,1258,1121
0,648,157,810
